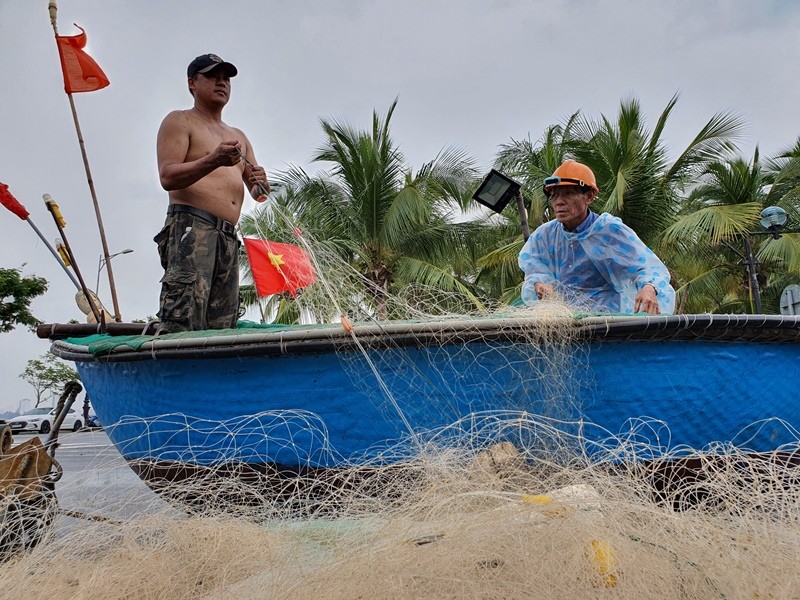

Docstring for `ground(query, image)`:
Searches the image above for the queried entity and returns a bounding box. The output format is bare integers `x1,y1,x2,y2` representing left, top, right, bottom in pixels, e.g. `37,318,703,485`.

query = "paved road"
11,430,173,521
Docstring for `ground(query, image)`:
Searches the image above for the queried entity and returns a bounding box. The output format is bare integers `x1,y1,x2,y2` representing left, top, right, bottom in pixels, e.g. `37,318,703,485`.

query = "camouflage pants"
154,212,240,333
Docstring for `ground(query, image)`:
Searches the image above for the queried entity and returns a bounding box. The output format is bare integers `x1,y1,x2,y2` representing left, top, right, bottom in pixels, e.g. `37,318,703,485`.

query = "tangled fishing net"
2,203,800,598
1,416,799,599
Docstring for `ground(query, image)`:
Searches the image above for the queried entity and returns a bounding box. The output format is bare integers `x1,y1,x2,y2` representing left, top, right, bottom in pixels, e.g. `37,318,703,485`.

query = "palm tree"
759,141,800,310
240,100,484,322
571,93,744,245
478,94,746,303
664,146,800,313
495,115,582,229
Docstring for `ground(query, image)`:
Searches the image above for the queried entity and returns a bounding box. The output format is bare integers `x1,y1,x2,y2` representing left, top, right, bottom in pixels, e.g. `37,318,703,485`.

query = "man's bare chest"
188,123,242,159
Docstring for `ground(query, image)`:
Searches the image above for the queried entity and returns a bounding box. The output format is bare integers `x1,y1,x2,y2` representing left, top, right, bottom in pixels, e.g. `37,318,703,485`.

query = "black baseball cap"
187,54,238,78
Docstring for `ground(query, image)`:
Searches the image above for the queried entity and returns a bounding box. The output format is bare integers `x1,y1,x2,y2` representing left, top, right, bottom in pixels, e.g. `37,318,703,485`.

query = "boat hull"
51,315,800,471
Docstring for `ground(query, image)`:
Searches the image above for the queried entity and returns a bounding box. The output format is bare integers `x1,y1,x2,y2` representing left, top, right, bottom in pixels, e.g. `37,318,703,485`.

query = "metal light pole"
739,206,796,314
741,234,762,314
96,248,133,293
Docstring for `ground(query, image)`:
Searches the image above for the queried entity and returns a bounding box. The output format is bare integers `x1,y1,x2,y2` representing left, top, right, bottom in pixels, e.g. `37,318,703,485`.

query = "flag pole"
48,0,123,322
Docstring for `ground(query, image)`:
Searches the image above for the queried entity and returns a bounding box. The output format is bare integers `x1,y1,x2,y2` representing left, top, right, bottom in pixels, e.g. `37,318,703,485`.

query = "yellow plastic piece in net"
590,539,618,588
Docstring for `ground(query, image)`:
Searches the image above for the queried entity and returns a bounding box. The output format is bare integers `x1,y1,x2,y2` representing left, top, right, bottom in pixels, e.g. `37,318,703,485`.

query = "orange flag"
243,238,316,297
0,182,30,220
55,25,109,93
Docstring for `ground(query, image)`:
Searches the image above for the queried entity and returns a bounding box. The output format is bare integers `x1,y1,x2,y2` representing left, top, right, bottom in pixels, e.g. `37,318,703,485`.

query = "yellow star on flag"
268,252,285,271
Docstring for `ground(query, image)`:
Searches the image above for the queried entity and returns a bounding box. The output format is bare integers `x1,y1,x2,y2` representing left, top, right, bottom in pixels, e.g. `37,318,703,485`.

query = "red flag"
243,238,316,297
55,25,109,94
0,182,30,220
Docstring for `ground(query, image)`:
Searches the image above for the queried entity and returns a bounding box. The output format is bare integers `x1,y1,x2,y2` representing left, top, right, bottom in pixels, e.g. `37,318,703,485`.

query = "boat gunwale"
48,313,800,363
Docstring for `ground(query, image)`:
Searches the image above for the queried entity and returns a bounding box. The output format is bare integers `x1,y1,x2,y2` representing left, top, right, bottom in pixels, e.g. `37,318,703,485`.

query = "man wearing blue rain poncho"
518,160,676,315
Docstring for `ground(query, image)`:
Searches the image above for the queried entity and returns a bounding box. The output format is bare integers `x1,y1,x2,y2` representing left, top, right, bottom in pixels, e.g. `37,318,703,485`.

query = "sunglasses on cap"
543,176,591,197
543,176,589,188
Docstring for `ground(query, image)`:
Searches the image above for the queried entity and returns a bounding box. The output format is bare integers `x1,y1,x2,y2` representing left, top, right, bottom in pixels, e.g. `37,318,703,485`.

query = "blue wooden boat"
40,313,800,494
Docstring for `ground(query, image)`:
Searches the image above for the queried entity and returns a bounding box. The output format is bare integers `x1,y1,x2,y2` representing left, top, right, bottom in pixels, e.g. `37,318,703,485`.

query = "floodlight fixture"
473,169,530,240
473,169,521,214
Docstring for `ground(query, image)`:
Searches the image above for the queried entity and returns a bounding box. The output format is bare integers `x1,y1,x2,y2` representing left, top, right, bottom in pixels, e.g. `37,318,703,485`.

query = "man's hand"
211,140,243,167
248,165,270,196
534,282,555,300
634,284,660,314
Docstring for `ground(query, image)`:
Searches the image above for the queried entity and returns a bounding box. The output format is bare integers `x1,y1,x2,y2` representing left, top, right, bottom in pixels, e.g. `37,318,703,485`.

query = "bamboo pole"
49,0,122,321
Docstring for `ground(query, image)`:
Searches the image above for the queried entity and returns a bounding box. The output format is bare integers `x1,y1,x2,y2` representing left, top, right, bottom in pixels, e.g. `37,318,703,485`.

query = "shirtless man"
154,53,269,333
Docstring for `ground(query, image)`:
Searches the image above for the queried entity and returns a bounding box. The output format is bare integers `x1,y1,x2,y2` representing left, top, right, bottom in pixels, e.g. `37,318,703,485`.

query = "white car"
7,406,83,434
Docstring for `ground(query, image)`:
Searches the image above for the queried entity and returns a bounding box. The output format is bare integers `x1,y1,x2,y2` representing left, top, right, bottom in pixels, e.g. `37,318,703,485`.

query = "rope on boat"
47,314,800,364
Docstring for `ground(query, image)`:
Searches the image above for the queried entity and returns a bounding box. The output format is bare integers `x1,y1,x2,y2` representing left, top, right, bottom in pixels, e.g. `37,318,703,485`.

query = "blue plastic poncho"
518,212,676,314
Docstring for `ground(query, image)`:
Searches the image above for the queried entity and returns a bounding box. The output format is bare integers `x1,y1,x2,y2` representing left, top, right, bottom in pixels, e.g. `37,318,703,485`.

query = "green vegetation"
0,266,48,332
241,99,486,319
241,95,800,318
19,353,79,408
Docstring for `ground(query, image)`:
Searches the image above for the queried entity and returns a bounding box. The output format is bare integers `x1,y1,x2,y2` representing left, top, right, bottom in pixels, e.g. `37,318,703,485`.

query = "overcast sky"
1,0,798,412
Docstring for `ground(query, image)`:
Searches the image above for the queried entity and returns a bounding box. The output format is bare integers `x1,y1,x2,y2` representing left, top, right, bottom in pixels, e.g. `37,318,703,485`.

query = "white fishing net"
1,417,799,599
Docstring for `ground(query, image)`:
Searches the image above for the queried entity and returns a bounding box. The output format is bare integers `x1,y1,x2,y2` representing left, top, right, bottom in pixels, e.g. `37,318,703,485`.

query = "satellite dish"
779,284,800,315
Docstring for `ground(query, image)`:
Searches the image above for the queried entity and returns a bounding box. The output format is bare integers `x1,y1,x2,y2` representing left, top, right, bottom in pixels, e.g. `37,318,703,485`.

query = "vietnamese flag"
55,26,109,93
243,238,316,297
0,182,30,220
